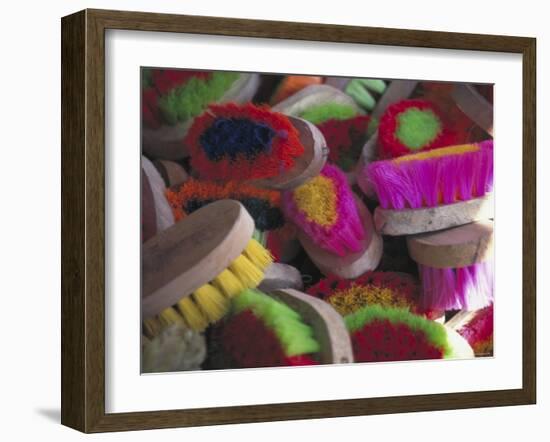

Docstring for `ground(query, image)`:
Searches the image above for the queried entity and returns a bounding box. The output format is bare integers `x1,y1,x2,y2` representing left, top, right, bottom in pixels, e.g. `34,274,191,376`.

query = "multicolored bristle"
419,260,494,311
218,289,320,368
307,272,424,317
345,305,452,362
378,99,455,158
165,179,284,232
270,75,323,105
366,140,493,210
184,103,304,181
299,102,359,125
141,69,239,128
457,304,494,356
283,164,366,256
143,238,273,335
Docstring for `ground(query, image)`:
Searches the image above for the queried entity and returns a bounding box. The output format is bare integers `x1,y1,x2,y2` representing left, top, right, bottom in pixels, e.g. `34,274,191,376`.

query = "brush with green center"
209,288,353,369
345,305,473,363
142,200,273,335
141,68,260,160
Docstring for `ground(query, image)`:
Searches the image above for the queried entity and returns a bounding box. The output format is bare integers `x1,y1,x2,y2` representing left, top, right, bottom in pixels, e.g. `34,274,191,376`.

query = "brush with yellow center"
283,164,382,279
142,200,273,335
361,140,494,235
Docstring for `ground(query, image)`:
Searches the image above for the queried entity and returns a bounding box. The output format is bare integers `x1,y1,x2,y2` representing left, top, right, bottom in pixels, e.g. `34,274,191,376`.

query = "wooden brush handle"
253,117,328,190
142,200,254,319
452,84,493,136
272,84,363,116
153,159,189,188
407,220,494,268
374,194,494,236
142,168,157,242
298,195,383,279
444,325,475,359
269,289,354,364
142,156,175,233
258,263,304,292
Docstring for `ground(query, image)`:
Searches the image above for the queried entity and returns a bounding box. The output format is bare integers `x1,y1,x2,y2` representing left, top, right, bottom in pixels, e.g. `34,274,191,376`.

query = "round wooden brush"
184,102,327,190
407,220,494,311
363,140,494,235
142,200,273,333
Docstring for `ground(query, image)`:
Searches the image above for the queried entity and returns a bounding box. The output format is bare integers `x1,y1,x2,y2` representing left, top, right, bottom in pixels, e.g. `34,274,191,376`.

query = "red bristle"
284,355,318,366
378,99,455,158
220,310,288,368
142,88,161,129
185,103,304,181
152,69,211,95
351,319,443,362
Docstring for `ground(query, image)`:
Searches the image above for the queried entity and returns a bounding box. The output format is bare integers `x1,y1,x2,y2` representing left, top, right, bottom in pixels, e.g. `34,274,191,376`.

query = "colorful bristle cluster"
165,179,284,232
185,103,304,181
300,102,359,125
419,260,494,311
143,238,273,334
344,78,387,111
142,69,239,128
345,305,452,362
367,140,493,210
219,289,320,368
457,304,494,356
282,164,366,256
378,99,455,158
306,272,423,317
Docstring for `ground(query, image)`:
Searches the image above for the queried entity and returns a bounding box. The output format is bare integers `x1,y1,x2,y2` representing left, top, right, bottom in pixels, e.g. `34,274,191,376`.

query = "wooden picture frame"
61,8,536,433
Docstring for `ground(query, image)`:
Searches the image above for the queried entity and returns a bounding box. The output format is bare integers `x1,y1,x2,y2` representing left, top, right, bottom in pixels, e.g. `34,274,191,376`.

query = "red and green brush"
345,305,473,363
213,289,321,368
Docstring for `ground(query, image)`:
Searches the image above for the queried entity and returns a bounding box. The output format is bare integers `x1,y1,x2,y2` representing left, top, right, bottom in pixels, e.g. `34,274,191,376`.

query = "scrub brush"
184,102,327,189
345,305,473,362
142,200,273,333
363,140,494,235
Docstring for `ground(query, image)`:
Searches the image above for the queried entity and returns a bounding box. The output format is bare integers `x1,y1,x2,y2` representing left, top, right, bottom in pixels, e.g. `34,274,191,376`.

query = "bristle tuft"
192,284,230,323
213,269,245,298
243,238,274,270
158,307,185,328
228,255,265,288
177,297,209,331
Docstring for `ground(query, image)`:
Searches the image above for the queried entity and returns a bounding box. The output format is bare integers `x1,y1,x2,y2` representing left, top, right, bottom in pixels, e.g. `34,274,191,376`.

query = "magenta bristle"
282,164,367,257
418,261,494,311
366,141,494,210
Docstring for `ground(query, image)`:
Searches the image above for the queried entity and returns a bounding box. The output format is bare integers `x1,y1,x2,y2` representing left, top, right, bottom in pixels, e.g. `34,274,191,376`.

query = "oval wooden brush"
142,199,273,332
407,220,494,311
283,164,382,278
142,71,260,160
363,140,494,235
452,84,493,136
184,102,327,190
212,288,353,368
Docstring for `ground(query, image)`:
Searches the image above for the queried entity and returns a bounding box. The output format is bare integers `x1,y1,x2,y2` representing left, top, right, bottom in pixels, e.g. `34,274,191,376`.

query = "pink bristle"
366,141,494,210
282,164,367,257
419,261,494,311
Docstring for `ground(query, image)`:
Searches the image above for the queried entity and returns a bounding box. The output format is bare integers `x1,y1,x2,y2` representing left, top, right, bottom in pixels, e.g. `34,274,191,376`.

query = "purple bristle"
419,260,494,311
366,141,494,210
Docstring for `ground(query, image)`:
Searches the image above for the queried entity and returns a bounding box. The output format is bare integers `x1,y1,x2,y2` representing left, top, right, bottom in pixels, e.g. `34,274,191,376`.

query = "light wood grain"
142,156,175,232
374,194,494,236
142,200,254,318
452,84,493,136
153,159,189,188
407,220,494,268
258,263,303,292
269,289,354,364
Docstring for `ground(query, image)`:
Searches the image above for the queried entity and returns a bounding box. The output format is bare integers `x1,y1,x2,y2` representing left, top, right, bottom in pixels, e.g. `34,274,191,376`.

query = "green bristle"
300,102,358,125
159,71,239,125
345,305,452,357
232,289,321,357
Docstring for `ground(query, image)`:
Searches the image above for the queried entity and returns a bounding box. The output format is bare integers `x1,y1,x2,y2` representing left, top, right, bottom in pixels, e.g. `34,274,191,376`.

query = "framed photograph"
61,9,536,433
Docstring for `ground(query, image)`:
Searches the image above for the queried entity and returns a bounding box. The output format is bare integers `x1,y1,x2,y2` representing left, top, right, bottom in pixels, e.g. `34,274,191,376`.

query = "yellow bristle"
213,268,245,298
158,307,185,328
243,238,274,270
177,297,209,331
143,317,163,338
394,143,479,164
192,284,230,323
228,254,264,288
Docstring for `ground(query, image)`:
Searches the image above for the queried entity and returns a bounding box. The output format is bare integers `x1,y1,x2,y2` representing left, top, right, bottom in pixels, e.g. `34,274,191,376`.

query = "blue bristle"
200,117,276,162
